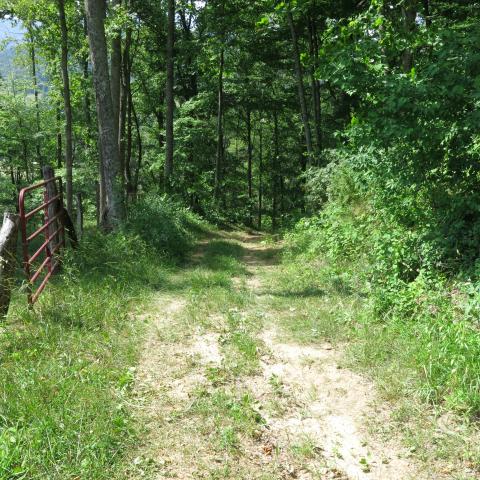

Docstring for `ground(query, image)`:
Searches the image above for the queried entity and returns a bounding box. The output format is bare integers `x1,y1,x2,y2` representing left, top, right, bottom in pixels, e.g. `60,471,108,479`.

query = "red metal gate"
18,177,66,304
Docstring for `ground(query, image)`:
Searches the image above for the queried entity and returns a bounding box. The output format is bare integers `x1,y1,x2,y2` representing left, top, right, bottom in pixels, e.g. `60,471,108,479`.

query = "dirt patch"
242,327,440,480
191,331,222,366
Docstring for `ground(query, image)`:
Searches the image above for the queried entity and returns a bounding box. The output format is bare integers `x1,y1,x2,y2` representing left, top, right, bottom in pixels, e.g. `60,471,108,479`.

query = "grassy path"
117,231,444,480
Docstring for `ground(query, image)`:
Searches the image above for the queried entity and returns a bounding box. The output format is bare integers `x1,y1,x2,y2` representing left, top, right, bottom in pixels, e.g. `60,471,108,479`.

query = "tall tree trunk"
27,26,42,168
120,27,132,198
110,0,122,145
401,0,417,73
57,0,74,216
132,98,143,197
272,110,279,231
82,14,92,130
164,0,175,191
214,48,224,201
246,107,253,226
125,89,133,200
308,14,322,159
258,120,263,231
423,0,431,27
56,107,62,168
85,0,124,229
287,10,314,163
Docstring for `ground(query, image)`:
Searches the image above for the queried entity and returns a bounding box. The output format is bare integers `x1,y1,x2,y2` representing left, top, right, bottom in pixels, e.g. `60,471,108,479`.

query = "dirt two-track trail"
121,231,448,480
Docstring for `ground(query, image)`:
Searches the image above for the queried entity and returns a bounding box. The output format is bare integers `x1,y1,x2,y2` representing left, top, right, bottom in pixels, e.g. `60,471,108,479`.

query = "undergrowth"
274,160,480,472
0,197,205,479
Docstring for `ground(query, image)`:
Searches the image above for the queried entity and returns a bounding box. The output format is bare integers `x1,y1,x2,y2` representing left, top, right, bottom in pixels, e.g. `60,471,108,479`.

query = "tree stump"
0,212,19,317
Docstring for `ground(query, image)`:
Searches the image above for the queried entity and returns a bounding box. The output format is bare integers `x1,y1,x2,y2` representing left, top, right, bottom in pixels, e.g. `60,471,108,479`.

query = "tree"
57,0,74,215
84,0,124,229
164,0,175,191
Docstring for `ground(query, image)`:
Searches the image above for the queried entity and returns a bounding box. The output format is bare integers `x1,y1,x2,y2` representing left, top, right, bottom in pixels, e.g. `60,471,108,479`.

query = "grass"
0,199,205,479
263,245,480,475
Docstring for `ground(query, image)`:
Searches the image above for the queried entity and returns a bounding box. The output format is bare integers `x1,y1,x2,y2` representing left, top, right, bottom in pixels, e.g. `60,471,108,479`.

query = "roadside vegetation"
0,199,205,479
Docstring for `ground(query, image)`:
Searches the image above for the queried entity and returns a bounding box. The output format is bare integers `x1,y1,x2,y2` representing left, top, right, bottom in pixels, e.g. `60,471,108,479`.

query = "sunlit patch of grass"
190,388,264,453
290,436,321,460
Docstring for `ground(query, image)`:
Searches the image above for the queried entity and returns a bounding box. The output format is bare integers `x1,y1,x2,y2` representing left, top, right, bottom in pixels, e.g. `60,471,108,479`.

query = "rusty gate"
18,177,66,304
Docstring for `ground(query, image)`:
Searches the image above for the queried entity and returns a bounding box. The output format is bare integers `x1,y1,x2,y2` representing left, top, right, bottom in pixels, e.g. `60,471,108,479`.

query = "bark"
82,14,92,130
214,48,225,201
125,84,134,200
258,121,263,231
0,212,19,318
85,0,125,229
57,0,74,216
423,0,431,27
246,108,253,226
402,0,417,73
76,192,84,240
56,107,62,168
110,0,122,144
120,27,132,198
27,26,42,168
132,98,143,198
287,10,314,162
164,0,175,191
272,111,279,231
308,15,322,158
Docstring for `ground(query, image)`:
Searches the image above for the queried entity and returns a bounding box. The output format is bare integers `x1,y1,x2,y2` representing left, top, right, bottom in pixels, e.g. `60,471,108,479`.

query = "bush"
126,194,205,259
285,154,480,417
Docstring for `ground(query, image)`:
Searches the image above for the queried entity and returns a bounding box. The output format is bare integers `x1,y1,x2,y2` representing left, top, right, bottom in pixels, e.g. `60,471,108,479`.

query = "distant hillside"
0,43,16,77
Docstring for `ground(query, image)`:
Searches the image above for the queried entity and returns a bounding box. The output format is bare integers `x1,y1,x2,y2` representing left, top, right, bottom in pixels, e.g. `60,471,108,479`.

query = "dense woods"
0,1,477,239
0,0,480,478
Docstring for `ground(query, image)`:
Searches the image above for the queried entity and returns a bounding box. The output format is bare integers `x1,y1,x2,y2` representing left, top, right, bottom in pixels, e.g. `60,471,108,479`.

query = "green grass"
267,240,480,473
0,199,206,479
191,388,264,452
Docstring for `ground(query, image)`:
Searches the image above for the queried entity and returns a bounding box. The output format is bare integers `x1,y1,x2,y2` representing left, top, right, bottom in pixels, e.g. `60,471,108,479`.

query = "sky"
0,18,25,43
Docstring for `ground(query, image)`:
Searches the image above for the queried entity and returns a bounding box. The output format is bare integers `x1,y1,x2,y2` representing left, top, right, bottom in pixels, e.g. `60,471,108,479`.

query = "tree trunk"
120,27,132,198
42,166,77,250
82,14,92,130
125,84,134,201
27,26,42,169
214,48,224,201
308,15,322,159
110,0,122,145
272,111,279,231
164,0,175,191
402,0,417,73
56,107,62,168
258,121,263,231
423,0,431,27
57,0,74,216
132,98,143,198
76,192,84,240
246,107,253,226
287,10,314,163
85,0,124,229
0,212,19,318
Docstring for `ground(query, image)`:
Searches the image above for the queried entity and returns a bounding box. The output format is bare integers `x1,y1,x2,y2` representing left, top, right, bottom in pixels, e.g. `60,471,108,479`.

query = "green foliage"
286,156,480,417
126,194,205,259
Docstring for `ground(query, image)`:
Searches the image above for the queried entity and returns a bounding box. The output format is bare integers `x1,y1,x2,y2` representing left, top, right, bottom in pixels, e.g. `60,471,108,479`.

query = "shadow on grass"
268,286,326,298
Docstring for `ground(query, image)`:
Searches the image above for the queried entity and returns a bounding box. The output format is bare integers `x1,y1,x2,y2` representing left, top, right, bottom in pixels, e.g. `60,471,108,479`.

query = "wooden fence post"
42,166,78,249
0,212,19,317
